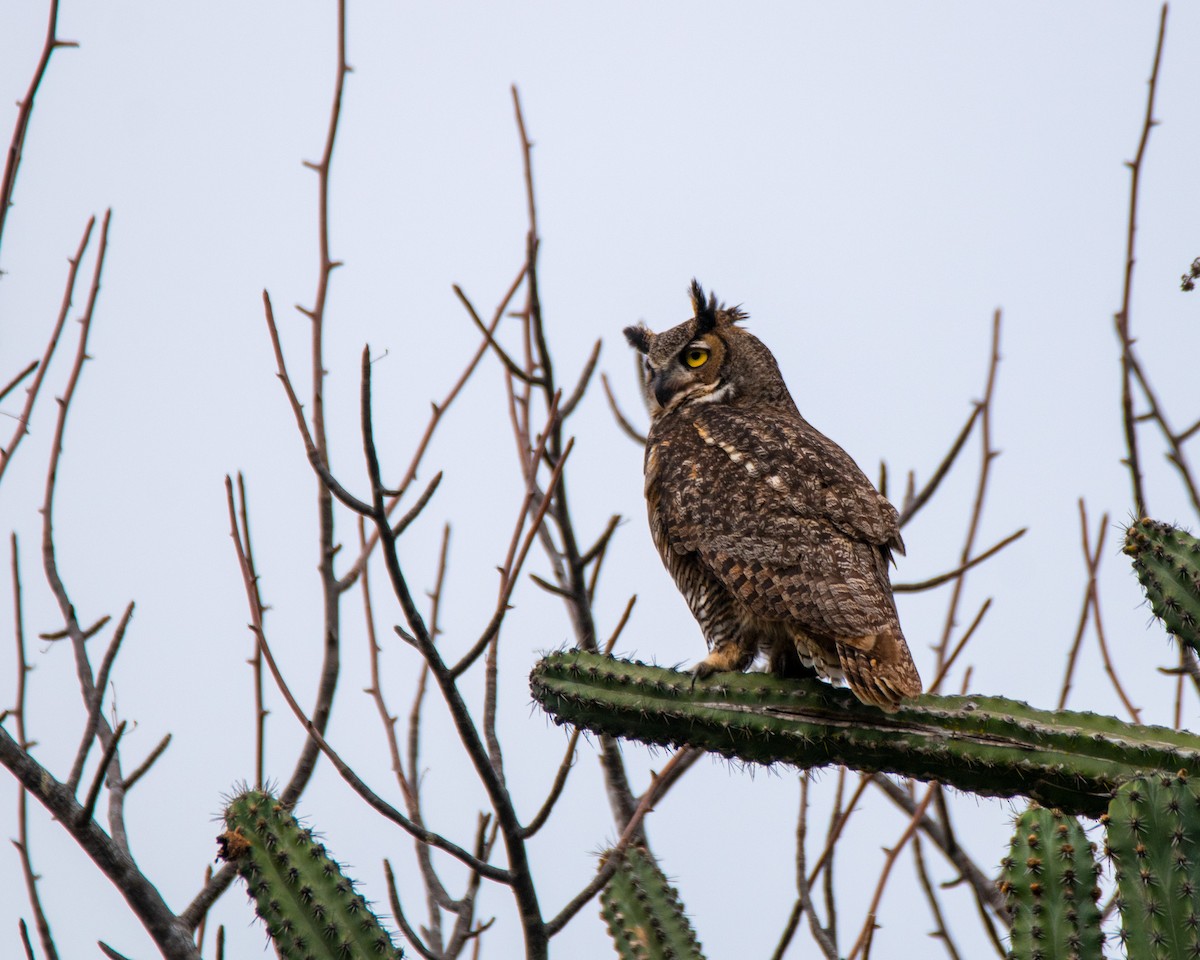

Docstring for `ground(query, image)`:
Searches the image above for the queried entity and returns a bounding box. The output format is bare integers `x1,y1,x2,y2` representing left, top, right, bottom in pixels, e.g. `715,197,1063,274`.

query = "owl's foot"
690,645,753,687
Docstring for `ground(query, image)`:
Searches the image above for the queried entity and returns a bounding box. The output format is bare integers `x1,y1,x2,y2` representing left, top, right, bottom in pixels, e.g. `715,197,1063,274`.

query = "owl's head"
624,280,791,416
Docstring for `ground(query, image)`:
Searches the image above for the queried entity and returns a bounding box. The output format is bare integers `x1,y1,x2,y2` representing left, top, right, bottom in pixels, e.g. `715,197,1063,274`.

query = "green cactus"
217,787,404,960
1124,518,1200,656
599,845,707,960
999,804,1103,960
530,651,1200,817
1105,772,1200,960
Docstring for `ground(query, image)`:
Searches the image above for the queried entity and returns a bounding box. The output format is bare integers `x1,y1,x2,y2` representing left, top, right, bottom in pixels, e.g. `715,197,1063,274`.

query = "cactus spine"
1106,773,1200,960
999,804,1103,960
600,846,707,960
531,651,1200,817
218,787,403,960
1124,518,1200,656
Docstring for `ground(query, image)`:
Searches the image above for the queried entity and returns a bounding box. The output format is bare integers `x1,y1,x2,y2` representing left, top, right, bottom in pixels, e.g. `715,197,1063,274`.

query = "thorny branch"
0,0,77,263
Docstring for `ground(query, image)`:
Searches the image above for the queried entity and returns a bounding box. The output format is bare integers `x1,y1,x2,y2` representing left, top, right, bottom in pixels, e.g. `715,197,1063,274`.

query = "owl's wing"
654,406,902,637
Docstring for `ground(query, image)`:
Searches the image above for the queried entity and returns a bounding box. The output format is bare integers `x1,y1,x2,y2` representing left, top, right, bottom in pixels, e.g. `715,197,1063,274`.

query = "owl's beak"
651,369,680,409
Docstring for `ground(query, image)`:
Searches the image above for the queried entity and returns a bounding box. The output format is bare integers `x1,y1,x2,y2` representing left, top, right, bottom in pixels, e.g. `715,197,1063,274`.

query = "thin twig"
893,528,1025,593
559,339,601,420
235,474,267,788
898,405,982,527
1089,529,1141,723
77,721,126,828
11,534,60,960
384,860,438,960
580,514,622,567
847,783,938,960
869,775,1007,916
926,599,991,694
0,0,78,261
934,311,1002,676
121,733,171,792
1113,3,1168,518
600,372,647,445
252,611,508,882
1058,500,1105,710
911,833,963,960
544,747,702,937
798,773,839,959
602,595,637,655
454,284,540,385
521,729,581,839
0,359,38,405
67,602,134,793
0,216,94,483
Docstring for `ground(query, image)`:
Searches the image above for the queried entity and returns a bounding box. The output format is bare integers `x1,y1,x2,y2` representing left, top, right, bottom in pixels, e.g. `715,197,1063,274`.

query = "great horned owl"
624,281,922,710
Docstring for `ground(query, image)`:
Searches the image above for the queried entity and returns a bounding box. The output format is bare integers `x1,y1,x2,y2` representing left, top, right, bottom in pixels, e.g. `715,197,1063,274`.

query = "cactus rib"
531,651,1200,817
218,787,403,960
999,804,1103,960
1106,772,1200,960
1125,518,1200,656
600,846,707,960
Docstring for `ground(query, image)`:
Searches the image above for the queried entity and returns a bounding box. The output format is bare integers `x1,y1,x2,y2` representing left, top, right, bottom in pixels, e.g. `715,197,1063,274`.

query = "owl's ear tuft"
623,323,652,354
726,304,749,325
690,279,719,335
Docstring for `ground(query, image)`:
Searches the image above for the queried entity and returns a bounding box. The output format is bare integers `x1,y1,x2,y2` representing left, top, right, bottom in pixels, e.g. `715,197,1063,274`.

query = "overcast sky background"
3,3,1200,958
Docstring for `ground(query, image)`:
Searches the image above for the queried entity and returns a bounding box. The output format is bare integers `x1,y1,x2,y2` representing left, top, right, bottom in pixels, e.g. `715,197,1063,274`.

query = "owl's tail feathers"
836,629,923,712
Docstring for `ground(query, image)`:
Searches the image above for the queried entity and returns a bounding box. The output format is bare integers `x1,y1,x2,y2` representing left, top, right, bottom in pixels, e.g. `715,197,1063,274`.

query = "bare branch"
0,726,200,959
120,733,171,792
520,728,580,839
253,616,509,883
926,599,991,694
869,775,1006,916
934,310,1002,677
67,602,134,793
798,773,839,959
600,372,647,445
77,720,125,828
0,216,94,484
559,339,601,420
0,0,78,260
893,528,1025,593
847,783,938,960
544,747,701,937
11,534,60,960
911,835,963,960
1113,3,1168,518
898,404,981,527
235,474,267,788
454,284,540,385
337,263,528,592
0,359,38,405
384,860,439,960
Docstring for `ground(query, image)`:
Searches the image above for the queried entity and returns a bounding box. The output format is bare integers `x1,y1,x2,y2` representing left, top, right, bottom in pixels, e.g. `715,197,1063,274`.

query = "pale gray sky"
3,3,1199,958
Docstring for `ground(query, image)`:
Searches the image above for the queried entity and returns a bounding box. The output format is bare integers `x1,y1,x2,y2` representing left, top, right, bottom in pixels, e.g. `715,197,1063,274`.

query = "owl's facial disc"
648,335,731,410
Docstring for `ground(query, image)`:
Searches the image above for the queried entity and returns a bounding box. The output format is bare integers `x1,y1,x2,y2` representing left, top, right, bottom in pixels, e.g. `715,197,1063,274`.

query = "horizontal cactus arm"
530,651,1200,818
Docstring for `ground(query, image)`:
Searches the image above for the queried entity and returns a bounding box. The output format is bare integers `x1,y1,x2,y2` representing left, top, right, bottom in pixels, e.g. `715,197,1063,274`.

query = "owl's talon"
689,663,714,690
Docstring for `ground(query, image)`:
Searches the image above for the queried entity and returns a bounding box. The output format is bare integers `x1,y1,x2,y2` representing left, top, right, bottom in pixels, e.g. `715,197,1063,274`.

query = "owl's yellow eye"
683,348,709,369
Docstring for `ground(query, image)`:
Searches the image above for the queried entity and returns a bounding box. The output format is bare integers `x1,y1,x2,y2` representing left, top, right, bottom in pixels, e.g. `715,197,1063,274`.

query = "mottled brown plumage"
624,281,922,710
